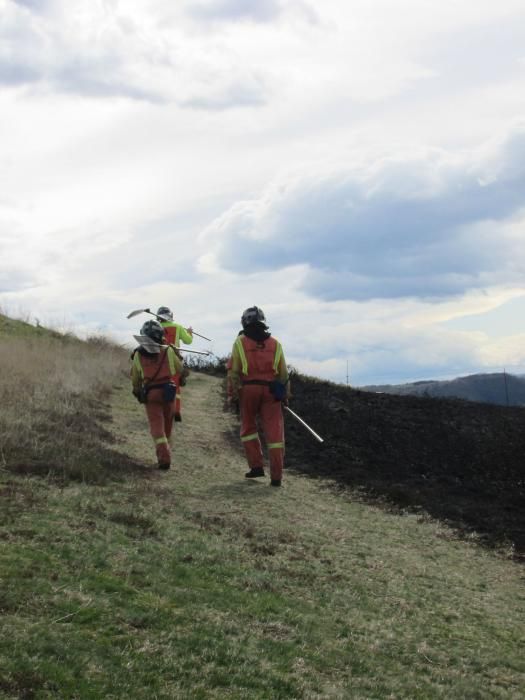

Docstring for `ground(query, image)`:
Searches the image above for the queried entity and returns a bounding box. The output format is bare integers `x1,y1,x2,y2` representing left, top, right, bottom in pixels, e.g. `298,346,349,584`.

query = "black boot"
174,413,182,422
158,463,171,470
245,467,265,478
270,479,281,487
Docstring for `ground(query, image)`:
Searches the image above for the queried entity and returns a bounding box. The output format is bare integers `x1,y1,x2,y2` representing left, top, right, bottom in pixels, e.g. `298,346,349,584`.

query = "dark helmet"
157,306,173,320
140,320,165,344
241,306,268,329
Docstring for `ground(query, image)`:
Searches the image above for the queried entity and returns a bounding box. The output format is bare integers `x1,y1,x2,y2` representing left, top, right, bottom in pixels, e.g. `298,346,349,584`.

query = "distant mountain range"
360,372,525,406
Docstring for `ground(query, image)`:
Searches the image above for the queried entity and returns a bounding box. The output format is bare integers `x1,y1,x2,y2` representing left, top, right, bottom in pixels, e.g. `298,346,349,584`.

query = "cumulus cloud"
185,0,318,25
187,0,283,23
11,0,47,10
200,127,525,302
0,0,268,107
2,0,525,385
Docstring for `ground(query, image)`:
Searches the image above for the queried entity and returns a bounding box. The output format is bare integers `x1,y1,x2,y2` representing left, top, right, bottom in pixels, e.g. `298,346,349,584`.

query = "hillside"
1,317,524,697
0,312,79,340
362,372,525,406
286,374,525,558
0,312,137,482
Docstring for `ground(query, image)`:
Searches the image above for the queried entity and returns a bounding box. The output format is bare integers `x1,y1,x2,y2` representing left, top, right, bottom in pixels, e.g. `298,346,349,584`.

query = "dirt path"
110,370,522,576
105,371,525,697
110,371,320,530
111,371,244,483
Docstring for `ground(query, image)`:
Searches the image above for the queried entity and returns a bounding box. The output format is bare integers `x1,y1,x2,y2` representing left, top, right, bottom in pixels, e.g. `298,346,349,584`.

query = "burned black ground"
284,374,525,560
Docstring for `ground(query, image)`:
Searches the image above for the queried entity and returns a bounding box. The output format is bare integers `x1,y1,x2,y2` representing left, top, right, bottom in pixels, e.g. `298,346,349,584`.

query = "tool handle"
192,331,212,342
284,406,324,443
178,348,210,356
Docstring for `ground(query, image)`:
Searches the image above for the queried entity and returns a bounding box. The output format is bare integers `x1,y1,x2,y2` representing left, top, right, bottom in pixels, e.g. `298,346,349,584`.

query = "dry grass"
0,332,139,482
1,371,524,698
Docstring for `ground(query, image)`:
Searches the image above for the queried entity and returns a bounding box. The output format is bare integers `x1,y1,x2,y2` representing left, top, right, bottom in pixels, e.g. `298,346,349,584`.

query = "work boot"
245,467,265,478
174,413,182,422
270,479,281,487
158,463,171,470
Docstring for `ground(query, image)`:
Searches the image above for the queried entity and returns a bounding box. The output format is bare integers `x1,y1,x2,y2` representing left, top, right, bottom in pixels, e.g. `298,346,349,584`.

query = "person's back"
130,320,182,470
157,306,193,348
230,306,290,487
156,305,193,420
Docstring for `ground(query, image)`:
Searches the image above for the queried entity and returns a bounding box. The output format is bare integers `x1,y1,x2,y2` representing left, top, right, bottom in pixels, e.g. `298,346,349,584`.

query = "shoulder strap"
235,336,248,375
143,348,169,387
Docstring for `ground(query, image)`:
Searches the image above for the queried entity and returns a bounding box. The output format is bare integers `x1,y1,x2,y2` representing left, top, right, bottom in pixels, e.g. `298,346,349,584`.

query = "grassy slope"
0,313,143,484
1,365,524,699
0,313,77,340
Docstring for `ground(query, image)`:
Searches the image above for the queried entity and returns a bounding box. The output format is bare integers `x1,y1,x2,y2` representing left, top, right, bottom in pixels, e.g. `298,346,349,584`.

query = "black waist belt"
145,382,173,393
241,380,271,386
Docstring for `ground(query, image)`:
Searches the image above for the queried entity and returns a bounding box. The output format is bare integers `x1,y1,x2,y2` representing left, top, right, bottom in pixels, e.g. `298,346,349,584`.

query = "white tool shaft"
126,309,212,341
132,335,210,355
284,406,324,443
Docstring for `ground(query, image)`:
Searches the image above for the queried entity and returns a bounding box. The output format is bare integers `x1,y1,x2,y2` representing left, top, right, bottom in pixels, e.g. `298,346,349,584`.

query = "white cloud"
200,127,525,302
2,0,525,384
187,0,285,24
0,0,271,107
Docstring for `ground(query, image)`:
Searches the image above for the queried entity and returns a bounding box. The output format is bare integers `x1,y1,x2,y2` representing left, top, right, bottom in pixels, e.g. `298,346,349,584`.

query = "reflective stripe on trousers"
145,387,175,465
239,384,284,480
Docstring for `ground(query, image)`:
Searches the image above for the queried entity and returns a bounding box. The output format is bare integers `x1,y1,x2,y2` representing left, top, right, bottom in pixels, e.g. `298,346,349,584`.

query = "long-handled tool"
284,406,324,443
127,308,212,342
133,335,211,355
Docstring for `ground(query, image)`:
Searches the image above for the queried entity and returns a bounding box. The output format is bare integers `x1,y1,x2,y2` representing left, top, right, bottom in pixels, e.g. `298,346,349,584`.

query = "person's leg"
145,389,171,468
260,395,284,484
240,386,264,476
174,375,182,421
163,396,175,441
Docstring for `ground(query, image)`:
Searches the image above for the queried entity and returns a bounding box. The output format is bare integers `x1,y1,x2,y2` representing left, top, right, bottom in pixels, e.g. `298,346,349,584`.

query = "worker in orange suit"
156,306,193,422
230,306,290,487
131,320,183,470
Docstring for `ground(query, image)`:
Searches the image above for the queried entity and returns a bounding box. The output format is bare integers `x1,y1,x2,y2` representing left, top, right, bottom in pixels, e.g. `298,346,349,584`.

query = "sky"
1,0,525,385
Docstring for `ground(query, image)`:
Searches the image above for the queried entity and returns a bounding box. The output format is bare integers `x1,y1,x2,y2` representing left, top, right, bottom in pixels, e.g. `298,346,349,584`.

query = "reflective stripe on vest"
132,351,144,379
235,337,248,375
273,341,283,373
167,348,179,376
161,322,180,348
235,336,282,377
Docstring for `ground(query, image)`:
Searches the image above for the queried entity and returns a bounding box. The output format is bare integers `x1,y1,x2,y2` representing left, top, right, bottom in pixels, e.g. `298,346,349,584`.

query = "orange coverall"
160,320,193,418
230,334,290,481
131,346,182,468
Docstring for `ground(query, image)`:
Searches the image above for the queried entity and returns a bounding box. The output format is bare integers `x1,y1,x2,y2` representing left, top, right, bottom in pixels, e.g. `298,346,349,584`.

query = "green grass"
0,312,78,341
0,316,524,698
1,450,524,698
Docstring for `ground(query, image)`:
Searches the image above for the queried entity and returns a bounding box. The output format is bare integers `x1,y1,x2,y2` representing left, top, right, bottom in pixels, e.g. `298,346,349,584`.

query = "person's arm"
277,350,291,400
131,352,143,393
167,346,184,376
230,342,242,399
177,324,193,345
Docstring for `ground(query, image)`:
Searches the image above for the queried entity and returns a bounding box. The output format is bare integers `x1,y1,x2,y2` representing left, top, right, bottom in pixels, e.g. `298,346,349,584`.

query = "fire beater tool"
284,406,324,443
133,335,211,356
126,308,212,342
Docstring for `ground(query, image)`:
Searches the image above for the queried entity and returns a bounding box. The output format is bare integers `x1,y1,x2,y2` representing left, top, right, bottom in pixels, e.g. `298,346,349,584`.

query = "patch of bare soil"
285,374,525,560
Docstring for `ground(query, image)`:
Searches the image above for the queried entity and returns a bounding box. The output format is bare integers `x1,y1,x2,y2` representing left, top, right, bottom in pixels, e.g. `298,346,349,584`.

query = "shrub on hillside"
185,354,228,376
